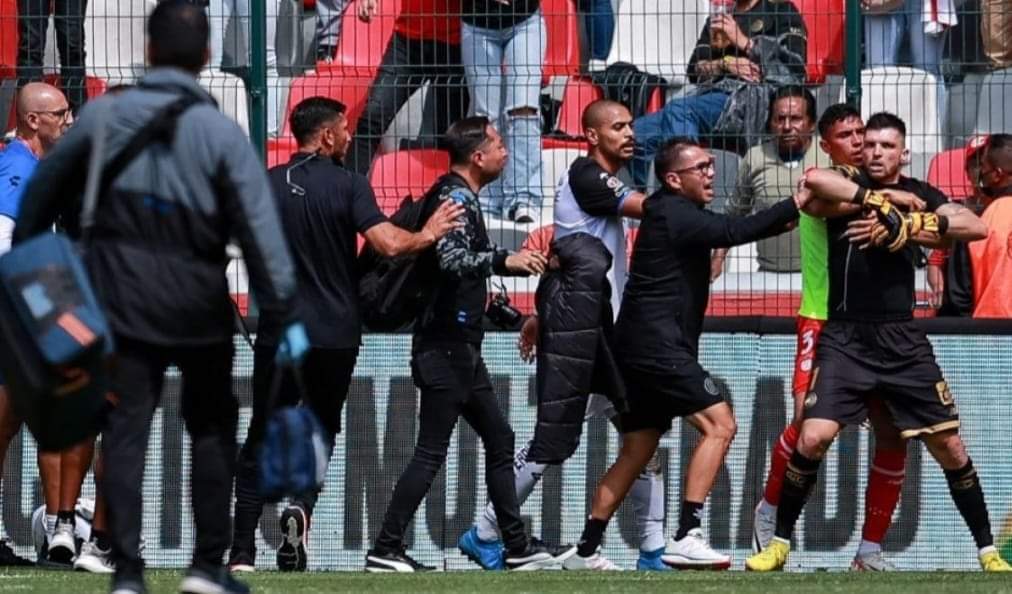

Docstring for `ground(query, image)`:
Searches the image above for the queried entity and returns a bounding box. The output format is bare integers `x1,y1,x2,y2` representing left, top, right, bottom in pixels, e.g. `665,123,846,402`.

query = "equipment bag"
591,62,668,120
258,401,329,503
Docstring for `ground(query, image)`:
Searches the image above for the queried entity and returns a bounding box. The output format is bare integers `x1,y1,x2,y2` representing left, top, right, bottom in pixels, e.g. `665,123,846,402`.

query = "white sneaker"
662,528,731,570
561,547,623,571
74,540,115,573
752,501,776,553
510,205,538,225
851,550,896,571
48,520,76,564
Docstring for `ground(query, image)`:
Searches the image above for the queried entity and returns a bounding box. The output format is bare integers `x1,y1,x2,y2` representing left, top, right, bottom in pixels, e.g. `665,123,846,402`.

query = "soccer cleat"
636,547,670,571
752,501,776,553
277,505,308,572
365,548,436,573
503,537,568,571
979,548,1012,572
561,547,623,571
457,526,504,570
47,519,77,564
850,550,895,571
745,537,790,572
0,539,33,566
179,565,251,594
662,528,731,570
75,540,115,574
226,549,254,574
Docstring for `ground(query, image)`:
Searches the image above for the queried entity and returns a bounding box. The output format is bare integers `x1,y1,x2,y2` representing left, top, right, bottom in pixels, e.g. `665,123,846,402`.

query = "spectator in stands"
16,0,88,112
579,0,614,72
982,0,1012,69
347,0,469,176
967,134,1012,317
629,0,807,189
461,0,546,223
317,0,352,62
728,85,818,272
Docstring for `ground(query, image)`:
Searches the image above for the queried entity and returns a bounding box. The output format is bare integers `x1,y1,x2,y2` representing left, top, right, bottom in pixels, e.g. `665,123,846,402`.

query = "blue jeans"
579,0,614,61
630,91,730,189
462,11,547,217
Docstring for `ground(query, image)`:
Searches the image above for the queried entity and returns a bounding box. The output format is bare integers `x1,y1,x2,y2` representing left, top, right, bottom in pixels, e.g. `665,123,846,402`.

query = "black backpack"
357,187,443,332
591,62,668,120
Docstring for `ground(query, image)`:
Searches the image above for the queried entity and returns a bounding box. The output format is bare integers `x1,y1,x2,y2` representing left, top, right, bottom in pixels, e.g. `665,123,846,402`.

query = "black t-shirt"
461,0,540,30
825,172,948,322
258,153,386,348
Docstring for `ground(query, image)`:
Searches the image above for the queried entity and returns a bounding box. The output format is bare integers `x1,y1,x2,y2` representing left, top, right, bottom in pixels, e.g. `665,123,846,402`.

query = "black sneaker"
110,577,147,594
37,537,73,570
179,565,250,594
365,548,436,573
227,549,255,574
277,505,308,572
0,539,33,566
504,537,569,571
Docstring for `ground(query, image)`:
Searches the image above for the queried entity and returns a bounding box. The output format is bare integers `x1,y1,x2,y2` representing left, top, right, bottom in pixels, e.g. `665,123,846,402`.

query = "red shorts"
793,316,826,397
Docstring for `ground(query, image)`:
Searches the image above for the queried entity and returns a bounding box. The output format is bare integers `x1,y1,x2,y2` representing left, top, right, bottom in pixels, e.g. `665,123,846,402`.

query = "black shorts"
618,357,725,435
804,320,959,439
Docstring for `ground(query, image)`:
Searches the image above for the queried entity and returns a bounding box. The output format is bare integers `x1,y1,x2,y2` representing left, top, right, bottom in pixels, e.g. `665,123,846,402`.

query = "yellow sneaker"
979,548,1012,572
745,537,790,572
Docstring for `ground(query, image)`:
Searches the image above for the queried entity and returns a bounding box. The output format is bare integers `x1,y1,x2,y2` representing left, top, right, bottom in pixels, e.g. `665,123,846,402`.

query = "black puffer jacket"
526,232,627,464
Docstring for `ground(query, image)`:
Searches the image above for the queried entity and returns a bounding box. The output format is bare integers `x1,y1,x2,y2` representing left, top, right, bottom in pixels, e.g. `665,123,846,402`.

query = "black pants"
17,0,87,110
231,343,358,558
103,336,237,579
375,341,526,552
346,33,468,176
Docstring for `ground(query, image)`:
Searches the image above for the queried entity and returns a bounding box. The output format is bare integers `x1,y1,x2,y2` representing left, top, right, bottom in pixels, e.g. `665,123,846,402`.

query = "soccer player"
458,100,672,571
752,103,915,570
746,112,1011,572
564,137,811,569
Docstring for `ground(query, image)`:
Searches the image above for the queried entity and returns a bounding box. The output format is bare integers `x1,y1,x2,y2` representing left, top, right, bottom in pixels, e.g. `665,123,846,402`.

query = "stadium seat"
282,72,376,137
845,67,942,156
606,0,709,85
541,147,584,199
927,148,973,201
319,0,399,76
945,73,985,149
199,71,250,136
543,76,601,149
711,149,740,215
266,135,298,168
367,149,449,213
0,0,16,79
86,0,155,83
973,67,1012,135
542,0,580,83
790,0,844,84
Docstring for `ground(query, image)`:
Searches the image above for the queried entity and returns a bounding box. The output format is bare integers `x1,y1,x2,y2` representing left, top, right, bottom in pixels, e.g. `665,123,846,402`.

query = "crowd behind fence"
1,0,1011,318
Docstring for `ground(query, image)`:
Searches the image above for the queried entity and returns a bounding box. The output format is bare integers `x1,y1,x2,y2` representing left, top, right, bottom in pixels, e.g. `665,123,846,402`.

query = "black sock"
944,459,993,549
674,500,704,541
577,517,609,557
774,451,821,540
56,510,75,524
91,530,110,550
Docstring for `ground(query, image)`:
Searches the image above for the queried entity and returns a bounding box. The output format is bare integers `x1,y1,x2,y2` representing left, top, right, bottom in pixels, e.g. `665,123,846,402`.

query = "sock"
857,539,882,557
45,514,56,538
91,530,110,550
56,510,75,525
476,443,547,542
674,500,704,541
862,448,906,544
774,451,821,540
577,517,609,557
630,468,666,552
944,459,994,549
763,424,799,507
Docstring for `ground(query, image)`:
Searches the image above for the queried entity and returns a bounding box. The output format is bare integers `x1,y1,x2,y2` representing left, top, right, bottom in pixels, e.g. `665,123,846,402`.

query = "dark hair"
985,134,1012,169
817,103,861,138
767,85,817,129
865,112,906,138
289,97,347,145
445,116,492,166
148,1,210,73
654,137,701,184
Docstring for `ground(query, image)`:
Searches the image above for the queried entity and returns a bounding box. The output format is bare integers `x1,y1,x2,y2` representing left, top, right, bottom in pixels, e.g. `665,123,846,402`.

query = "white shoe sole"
179,575,225,594
228,563,255,573
661,555,731,570
506,553,556,571
365,556,416,573
74,555,115,574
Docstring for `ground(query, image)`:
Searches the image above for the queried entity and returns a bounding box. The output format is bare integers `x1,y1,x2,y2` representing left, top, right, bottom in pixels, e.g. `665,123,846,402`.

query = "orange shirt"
970,196,1012,317
395,0,461,44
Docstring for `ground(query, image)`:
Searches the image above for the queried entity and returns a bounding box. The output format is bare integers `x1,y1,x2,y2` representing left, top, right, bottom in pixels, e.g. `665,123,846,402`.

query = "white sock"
45,514,57,538
857,539,882,557
476,443,547,542
631,467,666,553
757,498,777,515
980,545,997,556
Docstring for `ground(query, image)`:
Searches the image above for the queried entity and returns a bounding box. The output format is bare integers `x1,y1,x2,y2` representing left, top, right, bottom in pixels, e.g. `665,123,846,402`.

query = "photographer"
367,117,561,572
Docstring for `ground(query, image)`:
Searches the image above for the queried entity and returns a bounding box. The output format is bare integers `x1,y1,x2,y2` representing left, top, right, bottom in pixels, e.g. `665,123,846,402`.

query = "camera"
486,287,522,329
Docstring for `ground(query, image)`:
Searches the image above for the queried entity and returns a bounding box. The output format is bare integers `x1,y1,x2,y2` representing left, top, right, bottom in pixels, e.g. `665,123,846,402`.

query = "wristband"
937,214,949,236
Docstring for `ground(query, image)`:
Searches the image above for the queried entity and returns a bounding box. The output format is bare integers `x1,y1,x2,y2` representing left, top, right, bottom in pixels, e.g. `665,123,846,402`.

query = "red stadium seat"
368,149,449,214
0,0,15,79
266,135,299,169
319,0,399,75
927,149,974,201
790,0,844,84
282,72,376,137
542,0,580,84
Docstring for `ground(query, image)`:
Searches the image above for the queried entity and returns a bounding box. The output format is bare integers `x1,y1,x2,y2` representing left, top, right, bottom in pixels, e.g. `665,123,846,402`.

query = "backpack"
258,404,329,502
357,186,444,332
591,62,668,120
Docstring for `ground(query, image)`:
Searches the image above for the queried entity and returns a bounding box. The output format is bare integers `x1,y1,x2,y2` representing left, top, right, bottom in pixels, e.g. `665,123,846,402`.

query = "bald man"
0,81,90,569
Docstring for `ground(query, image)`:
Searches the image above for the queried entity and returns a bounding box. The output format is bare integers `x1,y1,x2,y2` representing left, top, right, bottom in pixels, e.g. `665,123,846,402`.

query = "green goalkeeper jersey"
798,212,829,321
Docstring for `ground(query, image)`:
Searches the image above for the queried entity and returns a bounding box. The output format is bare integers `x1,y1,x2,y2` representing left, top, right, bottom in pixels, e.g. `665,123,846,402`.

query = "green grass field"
2,570,1012,594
